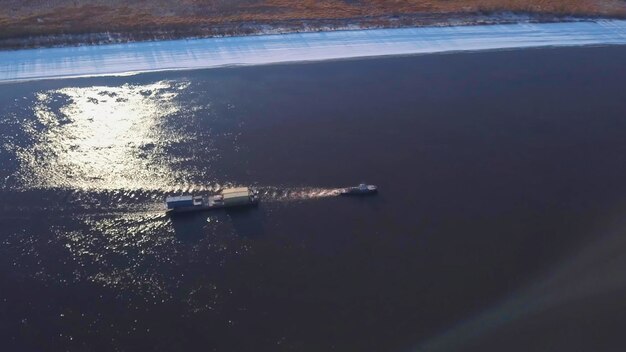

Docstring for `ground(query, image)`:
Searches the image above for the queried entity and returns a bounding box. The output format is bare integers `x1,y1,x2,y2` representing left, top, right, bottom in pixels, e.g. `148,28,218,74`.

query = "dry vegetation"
1,0,625,47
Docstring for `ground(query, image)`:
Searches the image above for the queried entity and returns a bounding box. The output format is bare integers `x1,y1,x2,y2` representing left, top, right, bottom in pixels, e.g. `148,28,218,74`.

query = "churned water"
2,45,626,351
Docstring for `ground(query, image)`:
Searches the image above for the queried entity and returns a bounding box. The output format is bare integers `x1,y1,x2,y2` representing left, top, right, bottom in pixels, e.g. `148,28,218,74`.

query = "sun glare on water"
17,80,190,191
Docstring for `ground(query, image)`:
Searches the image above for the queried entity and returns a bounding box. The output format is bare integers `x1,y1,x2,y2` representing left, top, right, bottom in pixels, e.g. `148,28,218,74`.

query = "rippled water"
3,46,626,351
1,72,349,317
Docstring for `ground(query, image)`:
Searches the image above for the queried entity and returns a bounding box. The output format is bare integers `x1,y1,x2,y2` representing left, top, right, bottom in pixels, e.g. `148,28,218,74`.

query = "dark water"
2,46,626,352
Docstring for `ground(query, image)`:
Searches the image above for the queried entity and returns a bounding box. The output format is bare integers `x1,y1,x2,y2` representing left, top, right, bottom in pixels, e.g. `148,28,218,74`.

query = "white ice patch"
2,20,626,82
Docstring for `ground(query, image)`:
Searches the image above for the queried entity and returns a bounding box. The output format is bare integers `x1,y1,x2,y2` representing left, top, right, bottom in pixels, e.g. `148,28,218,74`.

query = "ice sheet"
2,20,626,82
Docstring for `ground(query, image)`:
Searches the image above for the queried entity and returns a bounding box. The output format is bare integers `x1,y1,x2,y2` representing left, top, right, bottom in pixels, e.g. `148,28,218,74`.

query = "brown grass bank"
1,0,625,49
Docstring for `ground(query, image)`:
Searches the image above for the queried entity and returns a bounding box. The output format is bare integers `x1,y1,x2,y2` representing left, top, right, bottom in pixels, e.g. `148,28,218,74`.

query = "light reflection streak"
414,220,626,351
17,80,189,191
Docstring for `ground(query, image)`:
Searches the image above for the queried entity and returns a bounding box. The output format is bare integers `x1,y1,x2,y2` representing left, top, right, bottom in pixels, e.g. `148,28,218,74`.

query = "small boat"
340,183,378,195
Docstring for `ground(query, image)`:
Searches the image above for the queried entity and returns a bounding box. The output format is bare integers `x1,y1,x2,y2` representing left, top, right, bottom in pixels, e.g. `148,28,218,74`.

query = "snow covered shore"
2,20,626,82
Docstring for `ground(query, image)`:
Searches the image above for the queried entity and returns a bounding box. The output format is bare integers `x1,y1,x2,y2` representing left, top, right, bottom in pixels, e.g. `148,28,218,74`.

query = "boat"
339,183,378,195
166,187,259,213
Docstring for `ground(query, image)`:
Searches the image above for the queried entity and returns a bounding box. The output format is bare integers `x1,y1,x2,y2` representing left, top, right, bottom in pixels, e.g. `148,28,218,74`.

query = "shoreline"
1,12,623,51
2,20,626,83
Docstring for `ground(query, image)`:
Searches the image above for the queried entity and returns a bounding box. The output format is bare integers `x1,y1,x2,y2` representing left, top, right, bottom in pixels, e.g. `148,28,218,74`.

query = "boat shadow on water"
225,206,266,238
169,211,208,243
169,206,266,242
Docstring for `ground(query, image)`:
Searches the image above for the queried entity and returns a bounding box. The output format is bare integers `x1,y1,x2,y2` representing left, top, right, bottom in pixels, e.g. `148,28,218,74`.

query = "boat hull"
339,185,378,196
167,198,259,214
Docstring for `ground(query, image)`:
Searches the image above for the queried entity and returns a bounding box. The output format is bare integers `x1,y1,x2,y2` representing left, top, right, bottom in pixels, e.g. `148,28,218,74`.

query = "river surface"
2,45,626,351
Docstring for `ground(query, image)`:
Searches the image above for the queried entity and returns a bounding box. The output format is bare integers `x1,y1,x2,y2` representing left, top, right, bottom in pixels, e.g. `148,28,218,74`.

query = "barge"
166,187,259,213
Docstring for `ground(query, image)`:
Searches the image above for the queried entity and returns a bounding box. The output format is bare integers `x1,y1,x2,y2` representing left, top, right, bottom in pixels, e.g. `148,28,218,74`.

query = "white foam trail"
259,186,341,202
2,20,626,82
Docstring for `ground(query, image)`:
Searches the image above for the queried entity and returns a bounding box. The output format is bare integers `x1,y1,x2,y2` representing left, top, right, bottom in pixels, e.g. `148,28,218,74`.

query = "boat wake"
0,184,345,219
257,186,342,202
0,184,343,300
0,183,348,303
